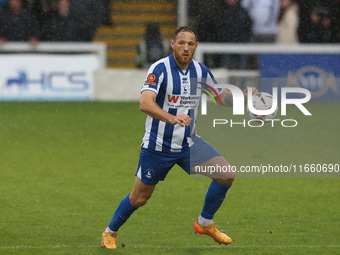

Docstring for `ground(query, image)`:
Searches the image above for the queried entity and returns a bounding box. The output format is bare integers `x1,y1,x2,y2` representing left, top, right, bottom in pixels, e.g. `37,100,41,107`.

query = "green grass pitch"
0,101,339,255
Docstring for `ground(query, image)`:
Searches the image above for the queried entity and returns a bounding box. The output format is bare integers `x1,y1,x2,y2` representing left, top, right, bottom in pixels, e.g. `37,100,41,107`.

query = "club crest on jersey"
144,73,157,86
182,77,189,95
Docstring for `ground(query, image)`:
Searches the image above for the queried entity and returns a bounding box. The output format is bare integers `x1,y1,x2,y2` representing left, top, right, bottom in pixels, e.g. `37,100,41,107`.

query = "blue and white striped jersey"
141,53,221,153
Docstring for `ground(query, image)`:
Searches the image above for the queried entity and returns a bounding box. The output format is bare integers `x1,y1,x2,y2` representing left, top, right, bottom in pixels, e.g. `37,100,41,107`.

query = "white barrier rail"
0,42,107,69
194,43,340,63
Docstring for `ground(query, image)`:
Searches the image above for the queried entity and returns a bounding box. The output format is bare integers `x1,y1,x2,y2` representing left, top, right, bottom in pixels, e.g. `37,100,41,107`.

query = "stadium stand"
94,0,177,68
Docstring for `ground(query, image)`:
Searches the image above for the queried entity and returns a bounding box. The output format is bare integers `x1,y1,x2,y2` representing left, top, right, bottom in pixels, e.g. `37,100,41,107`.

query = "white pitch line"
0,245,339,249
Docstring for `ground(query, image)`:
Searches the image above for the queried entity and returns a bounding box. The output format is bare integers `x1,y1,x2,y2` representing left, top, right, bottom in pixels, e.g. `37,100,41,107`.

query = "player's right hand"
171,113,191,127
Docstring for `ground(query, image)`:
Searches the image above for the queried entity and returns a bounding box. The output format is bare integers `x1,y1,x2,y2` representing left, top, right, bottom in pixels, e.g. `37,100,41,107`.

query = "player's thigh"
185,136,235,181
193,156,236,182
189,136,221,169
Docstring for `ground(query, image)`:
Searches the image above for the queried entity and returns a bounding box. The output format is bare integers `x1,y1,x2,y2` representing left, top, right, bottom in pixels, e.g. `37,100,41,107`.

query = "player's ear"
170,39,175,50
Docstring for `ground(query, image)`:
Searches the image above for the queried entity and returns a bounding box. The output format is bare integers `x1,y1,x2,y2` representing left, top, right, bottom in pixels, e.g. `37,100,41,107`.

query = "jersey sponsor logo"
168,95,179,103
144,73,157,86
167,94,200,109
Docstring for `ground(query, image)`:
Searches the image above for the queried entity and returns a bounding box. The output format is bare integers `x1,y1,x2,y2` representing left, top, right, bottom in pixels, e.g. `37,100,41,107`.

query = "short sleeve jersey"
141,53,221,153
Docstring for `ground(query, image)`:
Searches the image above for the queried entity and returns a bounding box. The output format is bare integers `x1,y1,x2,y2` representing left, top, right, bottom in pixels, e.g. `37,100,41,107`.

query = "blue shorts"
136,136,221,185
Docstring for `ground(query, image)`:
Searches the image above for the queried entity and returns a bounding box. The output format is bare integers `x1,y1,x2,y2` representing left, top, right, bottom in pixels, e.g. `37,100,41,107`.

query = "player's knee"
132,193,152,208
216,177,234,186
215,170,235,186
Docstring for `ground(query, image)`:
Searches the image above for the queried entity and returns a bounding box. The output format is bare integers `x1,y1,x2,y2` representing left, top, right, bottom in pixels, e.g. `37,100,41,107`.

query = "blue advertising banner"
259,54,340,101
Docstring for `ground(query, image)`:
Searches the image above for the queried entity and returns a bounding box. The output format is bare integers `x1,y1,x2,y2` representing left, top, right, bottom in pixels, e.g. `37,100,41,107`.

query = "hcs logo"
3,70,89,92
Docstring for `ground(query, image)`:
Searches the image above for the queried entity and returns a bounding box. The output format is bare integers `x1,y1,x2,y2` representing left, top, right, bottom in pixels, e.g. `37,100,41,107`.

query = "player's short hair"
174,26,197,41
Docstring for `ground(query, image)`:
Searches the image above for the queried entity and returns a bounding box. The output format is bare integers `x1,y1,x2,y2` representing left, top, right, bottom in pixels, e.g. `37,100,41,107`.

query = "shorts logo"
145,170,153,179
144,73,157,86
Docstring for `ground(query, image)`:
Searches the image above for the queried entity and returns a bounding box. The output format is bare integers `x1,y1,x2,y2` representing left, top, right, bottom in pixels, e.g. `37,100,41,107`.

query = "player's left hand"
171,113,192,127
243,86,258,102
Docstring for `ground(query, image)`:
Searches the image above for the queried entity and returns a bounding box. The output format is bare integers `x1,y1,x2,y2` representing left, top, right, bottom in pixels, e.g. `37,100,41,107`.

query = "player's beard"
174,51,192,66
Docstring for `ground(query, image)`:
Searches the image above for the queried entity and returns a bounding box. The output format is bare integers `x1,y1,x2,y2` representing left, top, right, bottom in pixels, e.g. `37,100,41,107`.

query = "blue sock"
200,180,231,220
108,194,137,232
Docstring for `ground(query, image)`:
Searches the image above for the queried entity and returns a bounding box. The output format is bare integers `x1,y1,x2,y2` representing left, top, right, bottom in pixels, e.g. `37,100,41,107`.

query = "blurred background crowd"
0,0,112,44
191,0,340,44
0,0,339,68
189,0,340,68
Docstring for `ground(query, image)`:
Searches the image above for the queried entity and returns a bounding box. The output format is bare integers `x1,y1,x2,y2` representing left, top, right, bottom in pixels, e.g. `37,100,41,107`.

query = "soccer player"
102,26,254,249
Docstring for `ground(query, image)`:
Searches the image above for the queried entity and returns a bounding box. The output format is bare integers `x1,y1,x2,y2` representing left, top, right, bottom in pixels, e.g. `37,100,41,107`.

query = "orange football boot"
194,219,232,245
101,231,118,249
